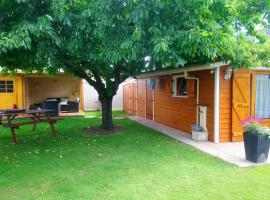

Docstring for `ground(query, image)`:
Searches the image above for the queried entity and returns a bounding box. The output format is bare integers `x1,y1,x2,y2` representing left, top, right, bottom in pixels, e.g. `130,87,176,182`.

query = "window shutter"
187,79,196,98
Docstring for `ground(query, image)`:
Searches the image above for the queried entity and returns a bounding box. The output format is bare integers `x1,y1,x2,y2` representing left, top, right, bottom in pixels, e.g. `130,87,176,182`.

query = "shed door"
123,84,129,113
129,83,136,114
133,81,137,115
146,80,153,120
232,71,250,141
0,78,17,109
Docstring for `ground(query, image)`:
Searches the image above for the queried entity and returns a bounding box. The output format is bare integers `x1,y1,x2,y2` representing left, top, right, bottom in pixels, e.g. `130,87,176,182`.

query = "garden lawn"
0,111,270,200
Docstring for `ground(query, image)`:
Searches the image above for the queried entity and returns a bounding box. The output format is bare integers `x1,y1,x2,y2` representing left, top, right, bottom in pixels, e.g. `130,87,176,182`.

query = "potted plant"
242,117,270,163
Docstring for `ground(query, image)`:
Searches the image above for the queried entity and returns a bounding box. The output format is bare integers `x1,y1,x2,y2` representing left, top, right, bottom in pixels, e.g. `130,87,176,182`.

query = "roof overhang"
138,61,229,78
250,66,270,71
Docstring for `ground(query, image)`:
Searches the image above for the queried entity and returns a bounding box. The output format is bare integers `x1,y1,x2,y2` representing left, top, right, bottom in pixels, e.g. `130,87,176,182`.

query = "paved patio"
129,116,270,167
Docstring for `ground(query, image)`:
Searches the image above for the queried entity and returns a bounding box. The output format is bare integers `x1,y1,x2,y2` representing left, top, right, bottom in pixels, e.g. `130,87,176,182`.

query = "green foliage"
244,122,261,135
259,126,270,136
244,123,270,136
242,117,270,136
0,0,270,94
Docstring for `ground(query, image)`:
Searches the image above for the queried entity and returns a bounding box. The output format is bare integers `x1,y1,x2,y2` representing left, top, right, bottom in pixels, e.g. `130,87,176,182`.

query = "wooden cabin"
0,73,84,115
123,62,270,143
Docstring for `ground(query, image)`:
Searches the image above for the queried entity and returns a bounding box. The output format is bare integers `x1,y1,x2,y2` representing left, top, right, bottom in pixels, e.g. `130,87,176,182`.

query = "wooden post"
49,122,57,137
10,127,18,144
32,123,37,131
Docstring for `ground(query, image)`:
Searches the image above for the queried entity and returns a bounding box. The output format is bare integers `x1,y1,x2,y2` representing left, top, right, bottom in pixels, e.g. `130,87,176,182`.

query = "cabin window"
255,74,270,118
173,76,187,97
0,80,14,93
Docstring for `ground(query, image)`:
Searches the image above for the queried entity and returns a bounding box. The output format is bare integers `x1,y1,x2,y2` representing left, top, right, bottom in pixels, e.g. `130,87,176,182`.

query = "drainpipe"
184,71,200,125
214,67,220,143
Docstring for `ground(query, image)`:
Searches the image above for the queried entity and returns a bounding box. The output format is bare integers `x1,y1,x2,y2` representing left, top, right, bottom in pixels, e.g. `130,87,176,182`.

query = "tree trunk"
100,96,113,129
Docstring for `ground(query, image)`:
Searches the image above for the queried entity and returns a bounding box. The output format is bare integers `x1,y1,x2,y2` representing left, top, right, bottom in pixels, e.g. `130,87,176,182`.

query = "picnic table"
0,109,62,144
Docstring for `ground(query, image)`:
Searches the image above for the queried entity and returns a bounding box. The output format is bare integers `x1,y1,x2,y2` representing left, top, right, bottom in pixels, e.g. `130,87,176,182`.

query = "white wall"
83,80,123,111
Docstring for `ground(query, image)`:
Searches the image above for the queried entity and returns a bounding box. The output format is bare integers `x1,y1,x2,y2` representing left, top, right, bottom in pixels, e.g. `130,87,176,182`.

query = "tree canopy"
1,0,270,128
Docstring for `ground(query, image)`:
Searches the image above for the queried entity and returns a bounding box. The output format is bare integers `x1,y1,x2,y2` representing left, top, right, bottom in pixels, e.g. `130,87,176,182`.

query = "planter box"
243,132,270,163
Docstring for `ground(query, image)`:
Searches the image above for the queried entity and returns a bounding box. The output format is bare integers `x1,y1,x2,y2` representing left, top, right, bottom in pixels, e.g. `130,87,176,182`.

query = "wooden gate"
232,70,251,141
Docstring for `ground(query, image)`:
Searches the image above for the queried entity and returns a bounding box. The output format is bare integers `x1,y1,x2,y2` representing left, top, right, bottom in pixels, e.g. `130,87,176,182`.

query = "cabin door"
146,80,153,120
232,70,250,141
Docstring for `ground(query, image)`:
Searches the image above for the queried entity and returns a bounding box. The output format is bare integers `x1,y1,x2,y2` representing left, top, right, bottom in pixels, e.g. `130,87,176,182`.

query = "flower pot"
243,132,270,163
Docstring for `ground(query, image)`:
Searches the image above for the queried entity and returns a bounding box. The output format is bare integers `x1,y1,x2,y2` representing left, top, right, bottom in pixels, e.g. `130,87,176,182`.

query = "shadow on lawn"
0,116,127,148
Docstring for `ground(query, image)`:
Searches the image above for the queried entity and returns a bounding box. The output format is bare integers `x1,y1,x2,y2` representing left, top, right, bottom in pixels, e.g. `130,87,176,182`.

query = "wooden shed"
0,73,84,114
123,63,270,143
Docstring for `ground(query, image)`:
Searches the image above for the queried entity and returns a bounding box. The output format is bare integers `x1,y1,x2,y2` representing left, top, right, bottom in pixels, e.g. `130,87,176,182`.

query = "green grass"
0,111,270,200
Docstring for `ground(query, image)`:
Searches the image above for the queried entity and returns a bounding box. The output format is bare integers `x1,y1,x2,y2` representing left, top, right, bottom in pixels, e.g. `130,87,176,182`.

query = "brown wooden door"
146,80,153,120
133,81,137,115
232,70,251,141
129,83,134,114
123,84,129,113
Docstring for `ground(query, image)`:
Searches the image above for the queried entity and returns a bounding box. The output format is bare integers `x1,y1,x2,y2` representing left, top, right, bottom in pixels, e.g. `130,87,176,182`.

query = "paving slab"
129,116,270,167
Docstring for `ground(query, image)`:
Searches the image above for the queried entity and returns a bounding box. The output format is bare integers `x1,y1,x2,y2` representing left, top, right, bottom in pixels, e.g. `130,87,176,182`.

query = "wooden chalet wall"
154,75,197,135
123,67,270,143
193,70,214,141
123,70,216,142
153,70,216,141
0,75,24,109
218,68,270,142
219,67,232,142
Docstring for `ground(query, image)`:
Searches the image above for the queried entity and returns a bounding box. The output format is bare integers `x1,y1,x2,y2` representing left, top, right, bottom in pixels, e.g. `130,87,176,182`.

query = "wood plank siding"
219,67,232,142
193,70,214,141
154,75,198,135
123,67,270,143
123,69,216,142
0,75,24,109
219,68,270,142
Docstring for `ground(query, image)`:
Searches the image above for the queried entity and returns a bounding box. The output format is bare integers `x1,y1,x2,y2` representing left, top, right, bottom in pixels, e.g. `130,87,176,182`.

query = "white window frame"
172,75,188,98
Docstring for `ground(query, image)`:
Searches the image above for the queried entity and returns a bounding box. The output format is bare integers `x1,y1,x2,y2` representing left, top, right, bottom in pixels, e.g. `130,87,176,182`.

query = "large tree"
1,0,270,129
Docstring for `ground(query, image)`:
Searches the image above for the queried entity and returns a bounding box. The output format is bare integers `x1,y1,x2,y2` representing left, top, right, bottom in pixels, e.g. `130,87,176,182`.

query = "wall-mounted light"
224,67,233,80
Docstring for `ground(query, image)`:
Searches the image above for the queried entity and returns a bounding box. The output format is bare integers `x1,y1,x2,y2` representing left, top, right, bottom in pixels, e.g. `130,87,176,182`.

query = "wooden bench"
0,109,62,144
